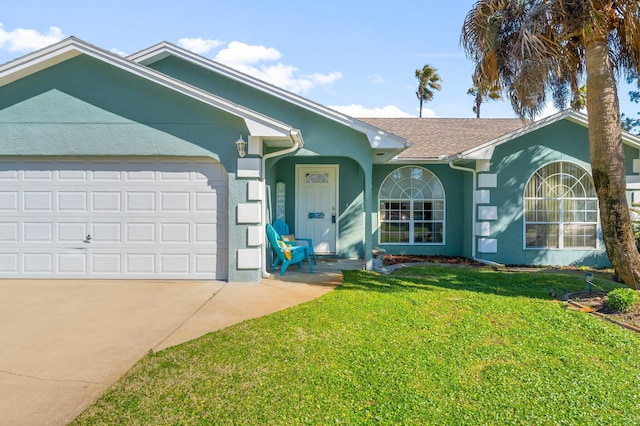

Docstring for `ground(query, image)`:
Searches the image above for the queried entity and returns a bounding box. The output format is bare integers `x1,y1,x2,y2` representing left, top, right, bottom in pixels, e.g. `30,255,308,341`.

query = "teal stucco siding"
372,164,469,257
267,156,366,259
482,120,612,267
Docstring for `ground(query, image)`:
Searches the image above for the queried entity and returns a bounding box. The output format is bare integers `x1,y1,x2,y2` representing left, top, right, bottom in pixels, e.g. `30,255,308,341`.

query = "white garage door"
0,159,228,279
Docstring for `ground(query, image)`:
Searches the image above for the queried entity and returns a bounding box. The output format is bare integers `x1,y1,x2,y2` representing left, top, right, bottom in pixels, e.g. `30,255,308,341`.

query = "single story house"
1,37,640,281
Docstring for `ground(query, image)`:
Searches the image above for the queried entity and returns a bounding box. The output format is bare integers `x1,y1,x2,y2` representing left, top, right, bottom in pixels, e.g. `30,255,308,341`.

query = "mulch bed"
564,291,640,330
383,255,484,266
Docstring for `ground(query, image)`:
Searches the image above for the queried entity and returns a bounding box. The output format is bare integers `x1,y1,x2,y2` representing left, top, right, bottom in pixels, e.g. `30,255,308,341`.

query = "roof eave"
128,42,409,151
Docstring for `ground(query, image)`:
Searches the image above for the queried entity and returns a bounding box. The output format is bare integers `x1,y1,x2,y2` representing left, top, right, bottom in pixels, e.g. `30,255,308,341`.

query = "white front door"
295,165,338,254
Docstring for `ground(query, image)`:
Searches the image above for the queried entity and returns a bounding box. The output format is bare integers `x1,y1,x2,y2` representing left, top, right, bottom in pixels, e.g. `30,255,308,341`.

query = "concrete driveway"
0,267,347,425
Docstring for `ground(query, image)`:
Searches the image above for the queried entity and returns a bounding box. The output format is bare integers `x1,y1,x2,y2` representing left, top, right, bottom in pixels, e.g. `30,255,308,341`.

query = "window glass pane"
524,162,598,250
525,224,559,248
380,222,409,243
379,167,445,244
564,224,597,248
414,222,444,243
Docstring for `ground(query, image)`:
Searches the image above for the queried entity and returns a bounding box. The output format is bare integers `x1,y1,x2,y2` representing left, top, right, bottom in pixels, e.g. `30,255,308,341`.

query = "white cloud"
209,41,342,94
215,41,280,65
330,104,415,118
177,37,224,55
175,38,342,95
0,23,64,52
307,72,342,85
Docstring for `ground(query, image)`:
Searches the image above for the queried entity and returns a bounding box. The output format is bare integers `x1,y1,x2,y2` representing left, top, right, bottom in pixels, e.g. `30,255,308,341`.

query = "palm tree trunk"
585,33,640,289
419,99,423,118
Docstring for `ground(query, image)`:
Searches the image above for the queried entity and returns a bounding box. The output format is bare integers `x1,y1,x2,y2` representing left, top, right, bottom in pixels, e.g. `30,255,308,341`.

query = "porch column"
363,162,373,270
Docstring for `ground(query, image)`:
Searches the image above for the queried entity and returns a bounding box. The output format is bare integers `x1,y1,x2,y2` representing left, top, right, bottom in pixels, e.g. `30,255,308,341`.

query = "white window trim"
378,166,446,246
522,161,600,251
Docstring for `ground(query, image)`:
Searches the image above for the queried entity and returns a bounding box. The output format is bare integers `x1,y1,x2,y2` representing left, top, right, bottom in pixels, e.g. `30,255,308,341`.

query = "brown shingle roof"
359,117,529,159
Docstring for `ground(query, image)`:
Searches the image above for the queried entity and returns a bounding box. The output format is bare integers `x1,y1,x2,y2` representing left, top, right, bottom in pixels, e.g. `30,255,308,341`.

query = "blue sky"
1,0,638,120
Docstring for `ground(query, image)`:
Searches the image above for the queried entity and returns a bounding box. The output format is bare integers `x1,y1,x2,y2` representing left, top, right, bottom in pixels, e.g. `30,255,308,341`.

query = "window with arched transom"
524,161,598,249
378,167,445,244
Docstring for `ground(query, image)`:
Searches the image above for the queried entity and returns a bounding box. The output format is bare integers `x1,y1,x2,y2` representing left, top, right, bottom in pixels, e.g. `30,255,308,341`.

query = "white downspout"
448,161,504,269
261,130,303,278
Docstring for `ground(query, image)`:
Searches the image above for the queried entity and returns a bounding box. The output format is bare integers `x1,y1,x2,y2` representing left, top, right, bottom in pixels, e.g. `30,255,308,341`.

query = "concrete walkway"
0,259,357,426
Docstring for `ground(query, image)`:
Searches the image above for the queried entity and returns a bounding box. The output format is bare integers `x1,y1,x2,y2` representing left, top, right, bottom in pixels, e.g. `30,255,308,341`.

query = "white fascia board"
129,42,409,151
0,39,82,86
457,111,576,160
388,157,451,164
0,37,297,143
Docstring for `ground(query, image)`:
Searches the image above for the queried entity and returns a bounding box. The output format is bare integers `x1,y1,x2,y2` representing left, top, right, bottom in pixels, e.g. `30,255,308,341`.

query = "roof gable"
127,42,408,154
0,37,301,144
459,110,640,160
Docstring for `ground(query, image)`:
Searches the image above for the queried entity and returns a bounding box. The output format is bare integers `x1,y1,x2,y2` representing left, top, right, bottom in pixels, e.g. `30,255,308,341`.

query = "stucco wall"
372,164,469,257
267,156,365,259
482,120,614,267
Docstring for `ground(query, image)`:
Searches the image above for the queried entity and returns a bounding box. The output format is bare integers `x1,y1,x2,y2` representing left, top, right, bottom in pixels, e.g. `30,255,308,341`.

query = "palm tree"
461,1,640,289
415,65,441,118
570,85,588,111
467,74,502,118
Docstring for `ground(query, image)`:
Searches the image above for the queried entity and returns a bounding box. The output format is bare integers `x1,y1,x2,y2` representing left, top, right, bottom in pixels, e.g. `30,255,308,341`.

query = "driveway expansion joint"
151,283,230,353
0,369,103,385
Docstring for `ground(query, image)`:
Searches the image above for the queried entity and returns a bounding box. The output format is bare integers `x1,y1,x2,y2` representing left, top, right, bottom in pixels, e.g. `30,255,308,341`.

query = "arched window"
379,167,445,244
524,162,598,249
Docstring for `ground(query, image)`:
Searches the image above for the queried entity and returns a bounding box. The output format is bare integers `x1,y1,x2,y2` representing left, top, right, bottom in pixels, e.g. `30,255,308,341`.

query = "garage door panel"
58,222,87,242
126,253,155,273
92,253,121,274
0,160,228,279
0,254,18,272
58,169,88,180
195,192,219,211
92,192,121,211
126,222,156,243
160,254,190,274
92,222,121,242
0,166,18,180
91,169,121,181
161,223,190,243
126,168,156,181
0,223,18,242
194,223,218,242
160,192,190,212
24,222,53,242
0,192,19,210
24,192,52,211
126,192,156,212
58,192,87,211
195,254,221,274
24,253,53,273
58,252,88,274
160,167,191,181
24,170,53,181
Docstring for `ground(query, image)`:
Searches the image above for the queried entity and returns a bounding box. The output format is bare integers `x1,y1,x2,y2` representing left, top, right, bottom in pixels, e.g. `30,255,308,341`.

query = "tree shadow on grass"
339,266,614,301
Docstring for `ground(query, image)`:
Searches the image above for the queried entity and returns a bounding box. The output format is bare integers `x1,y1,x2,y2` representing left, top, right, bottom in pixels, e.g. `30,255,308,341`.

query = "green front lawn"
74,267,640,425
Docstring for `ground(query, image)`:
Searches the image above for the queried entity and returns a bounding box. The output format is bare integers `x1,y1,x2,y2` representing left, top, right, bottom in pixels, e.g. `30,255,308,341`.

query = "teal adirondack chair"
272,219,317,264
266,223,314,276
